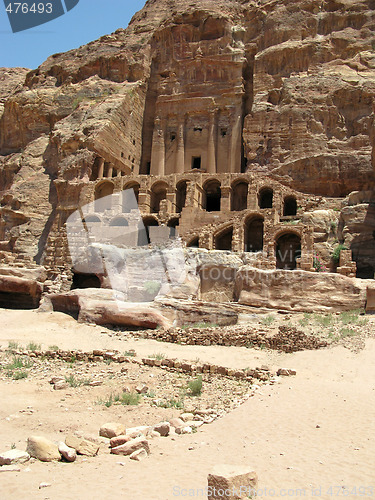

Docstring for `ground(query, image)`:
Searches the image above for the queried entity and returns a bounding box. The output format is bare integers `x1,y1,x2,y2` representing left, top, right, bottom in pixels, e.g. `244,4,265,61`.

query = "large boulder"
235,268,367,313
26,436,60,462
44,288,171,329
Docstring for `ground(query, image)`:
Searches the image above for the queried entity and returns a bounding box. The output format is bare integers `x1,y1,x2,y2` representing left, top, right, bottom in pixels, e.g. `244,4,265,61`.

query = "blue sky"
0,0,146,69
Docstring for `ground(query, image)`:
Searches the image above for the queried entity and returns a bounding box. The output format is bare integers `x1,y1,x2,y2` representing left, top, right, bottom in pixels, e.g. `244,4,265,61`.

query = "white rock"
58,442,76,462
0,449,30,466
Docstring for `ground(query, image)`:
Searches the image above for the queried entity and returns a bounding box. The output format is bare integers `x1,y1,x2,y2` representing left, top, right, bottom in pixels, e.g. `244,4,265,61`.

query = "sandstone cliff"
0,0,374,272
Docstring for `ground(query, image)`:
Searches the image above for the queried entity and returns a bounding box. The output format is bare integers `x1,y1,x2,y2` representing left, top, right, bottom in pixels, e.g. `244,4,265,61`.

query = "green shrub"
12,371,28,380
148,352,166,360
120,392,141,405
6,356,32,370
7,341,20,350
331,244,347,264
26,342,41,352
188,375,203,396
144,280,161,296
65,375,91,388
261,315,275,325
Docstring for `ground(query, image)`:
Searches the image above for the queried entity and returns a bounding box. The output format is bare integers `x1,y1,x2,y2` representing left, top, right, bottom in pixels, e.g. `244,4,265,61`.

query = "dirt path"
0,310,374,499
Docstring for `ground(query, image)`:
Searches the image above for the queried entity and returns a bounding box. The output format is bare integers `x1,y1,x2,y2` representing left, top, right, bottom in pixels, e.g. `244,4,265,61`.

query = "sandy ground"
0,309,374,500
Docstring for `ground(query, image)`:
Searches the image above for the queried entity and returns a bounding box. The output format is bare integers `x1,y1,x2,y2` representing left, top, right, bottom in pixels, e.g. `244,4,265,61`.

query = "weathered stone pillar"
232,223,241,252
138,190,150,213
229,112,242,173
150,117,165,176
107,164,113,178
117,169,121,177
221,186,231,212
207,111,216,174
176,120,185,174
248,184,257,210
98,158,104,179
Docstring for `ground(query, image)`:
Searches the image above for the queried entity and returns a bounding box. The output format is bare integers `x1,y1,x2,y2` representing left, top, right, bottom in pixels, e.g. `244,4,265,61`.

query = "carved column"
107,164,113,178
150,117,165,176
229,112,241,173
207,111,216,174
98,158,104,179
176,120,185,174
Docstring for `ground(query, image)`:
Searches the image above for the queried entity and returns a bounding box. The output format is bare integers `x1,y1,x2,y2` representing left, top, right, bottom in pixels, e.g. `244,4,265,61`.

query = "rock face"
235,267,367,313
45,288,172,328
0,0,374,307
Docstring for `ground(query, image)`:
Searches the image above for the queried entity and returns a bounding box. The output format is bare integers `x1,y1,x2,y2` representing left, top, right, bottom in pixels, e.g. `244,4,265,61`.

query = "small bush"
188,375,202,396
331,244,347,264
26,342,41,352
6,356,32,371
120,392,141,406
7,341,20,350
12,371,28,380
65,375,91,388
261,315,275,326
156,398,184,409
148,352,166,360
123,350,136,357
144,280,162,296
339,327,357,338
48,345,60,351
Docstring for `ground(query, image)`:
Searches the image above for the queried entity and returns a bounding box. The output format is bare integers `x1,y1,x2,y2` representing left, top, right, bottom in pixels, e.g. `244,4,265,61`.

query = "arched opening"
231,181,248,211
283,196,297,216
176,181,187,213
203,180,221,212
138,216,159,246
109,217,129,227
215,226,233,251
83,215,101,224
168,218,179,238
151,182,168,214
187,236,199,248
95,181,114,212
259,188,273,209
244,216,264,252
123,182,140,213
275,233,301,270
356,264,374,279
71,273,101,290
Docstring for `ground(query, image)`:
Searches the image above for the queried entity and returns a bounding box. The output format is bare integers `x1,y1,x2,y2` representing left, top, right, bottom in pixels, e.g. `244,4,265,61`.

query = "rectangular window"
192,156,201,169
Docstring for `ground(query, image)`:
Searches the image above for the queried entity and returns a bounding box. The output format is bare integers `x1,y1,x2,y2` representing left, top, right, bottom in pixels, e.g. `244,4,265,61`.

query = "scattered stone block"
0,449,30,466
169,417,184,429
277,368,296,376
26,436,60,462
175,426,193,435
58,442,76,462
129,448,148,461
180,412,194,422
110,435,132,448
111,437,150,456
126,426,151,439
135,384,149,394
65,435,99,457
153,422,170,437
99,422,126,439
207,465,258,499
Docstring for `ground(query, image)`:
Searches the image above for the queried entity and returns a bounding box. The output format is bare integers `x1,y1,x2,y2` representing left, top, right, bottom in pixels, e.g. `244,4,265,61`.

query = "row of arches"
188,219,302,270
93,179,298,216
